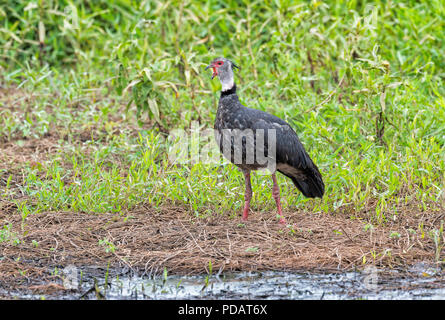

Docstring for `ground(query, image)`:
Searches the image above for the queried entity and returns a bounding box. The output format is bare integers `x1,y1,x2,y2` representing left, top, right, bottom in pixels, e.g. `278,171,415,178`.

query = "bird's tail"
279,167,325,198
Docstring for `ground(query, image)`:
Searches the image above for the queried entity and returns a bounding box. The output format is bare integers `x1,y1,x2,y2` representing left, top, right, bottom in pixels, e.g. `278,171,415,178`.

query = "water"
96,270,444,300
3,265,444,299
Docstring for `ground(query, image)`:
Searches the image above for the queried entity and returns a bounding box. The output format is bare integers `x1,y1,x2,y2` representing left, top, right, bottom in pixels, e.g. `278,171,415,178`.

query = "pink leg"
272,173,286,224
242,170,252,221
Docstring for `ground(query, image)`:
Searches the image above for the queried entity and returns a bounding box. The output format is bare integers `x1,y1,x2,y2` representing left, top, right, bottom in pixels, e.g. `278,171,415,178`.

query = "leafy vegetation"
0,0,444,226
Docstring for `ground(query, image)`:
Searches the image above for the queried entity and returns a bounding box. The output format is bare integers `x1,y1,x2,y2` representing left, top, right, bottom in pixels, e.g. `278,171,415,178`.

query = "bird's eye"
217,61,224,66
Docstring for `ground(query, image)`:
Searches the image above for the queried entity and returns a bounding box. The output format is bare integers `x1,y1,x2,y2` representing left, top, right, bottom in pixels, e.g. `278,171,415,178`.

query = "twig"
340,226,356,243
305,74,346,113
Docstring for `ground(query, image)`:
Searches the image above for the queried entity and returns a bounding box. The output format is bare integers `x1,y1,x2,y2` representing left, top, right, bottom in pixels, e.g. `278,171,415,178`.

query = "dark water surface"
96,270,445,300
4,263,444,300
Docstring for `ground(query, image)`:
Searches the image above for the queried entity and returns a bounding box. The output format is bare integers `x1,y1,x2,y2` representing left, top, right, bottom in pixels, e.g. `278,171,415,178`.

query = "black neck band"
221,84,236,97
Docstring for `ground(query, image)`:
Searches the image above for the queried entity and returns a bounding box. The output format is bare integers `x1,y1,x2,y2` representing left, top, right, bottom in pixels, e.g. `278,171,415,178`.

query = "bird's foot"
278,216,287,225
276,214,287,225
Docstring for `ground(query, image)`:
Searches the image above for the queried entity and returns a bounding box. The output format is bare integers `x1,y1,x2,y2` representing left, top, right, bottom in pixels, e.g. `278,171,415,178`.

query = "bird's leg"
242,170,252,221
272,173,286,224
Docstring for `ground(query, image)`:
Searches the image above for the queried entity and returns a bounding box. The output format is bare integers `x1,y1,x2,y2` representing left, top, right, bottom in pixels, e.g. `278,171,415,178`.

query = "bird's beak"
205,64,218,79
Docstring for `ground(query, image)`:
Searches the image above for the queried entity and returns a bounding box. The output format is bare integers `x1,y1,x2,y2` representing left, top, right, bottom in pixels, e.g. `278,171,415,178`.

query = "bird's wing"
248,109,324,198
246,110,311,168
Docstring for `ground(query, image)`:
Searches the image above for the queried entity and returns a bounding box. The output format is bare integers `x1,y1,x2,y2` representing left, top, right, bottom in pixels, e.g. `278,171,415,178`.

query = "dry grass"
1,203,443,292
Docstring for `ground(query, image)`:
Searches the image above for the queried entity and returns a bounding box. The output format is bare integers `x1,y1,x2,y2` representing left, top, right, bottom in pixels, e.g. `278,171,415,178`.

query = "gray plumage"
208,57,324,199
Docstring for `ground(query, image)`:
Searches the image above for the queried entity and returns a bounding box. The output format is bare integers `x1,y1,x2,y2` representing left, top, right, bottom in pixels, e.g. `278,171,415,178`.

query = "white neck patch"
221,78,234,92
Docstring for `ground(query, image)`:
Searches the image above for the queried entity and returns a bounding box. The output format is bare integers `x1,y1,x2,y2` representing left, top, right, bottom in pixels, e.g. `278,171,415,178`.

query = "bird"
206,57,324,224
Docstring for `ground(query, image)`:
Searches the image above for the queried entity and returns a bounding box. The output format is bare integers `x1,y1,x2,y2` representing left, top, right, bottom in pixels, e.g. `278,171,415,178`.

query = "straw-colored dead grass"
1,202,443,292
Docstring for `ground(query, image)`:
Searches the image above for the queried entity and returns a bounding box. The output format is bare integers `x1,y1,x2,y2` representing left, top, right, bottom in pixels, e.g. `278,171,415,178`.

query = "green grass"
0,0,444,225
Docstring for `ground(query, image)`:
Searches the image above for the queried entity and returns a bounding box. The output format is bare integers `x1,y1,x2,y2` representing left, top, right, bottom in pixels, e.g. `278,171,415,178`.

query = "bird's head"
205,57,239,91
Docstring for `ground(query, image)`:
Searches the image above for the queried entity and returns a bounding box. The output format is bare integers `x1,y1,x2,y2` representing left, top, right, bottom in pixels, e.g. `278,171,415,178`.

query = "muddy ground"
1,201,444,296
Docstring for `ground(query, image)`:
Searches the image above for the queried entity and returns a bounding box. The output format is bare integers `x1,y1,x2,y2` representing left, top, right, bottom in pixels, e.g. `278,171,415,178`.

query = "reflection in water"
83,269,445,300
4,267,444,300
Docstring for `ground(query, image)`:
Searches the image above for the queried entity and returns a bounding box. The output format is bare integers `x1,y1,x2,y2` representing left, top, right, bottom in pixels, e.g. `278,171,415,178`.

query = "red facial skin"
211,61,224,78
